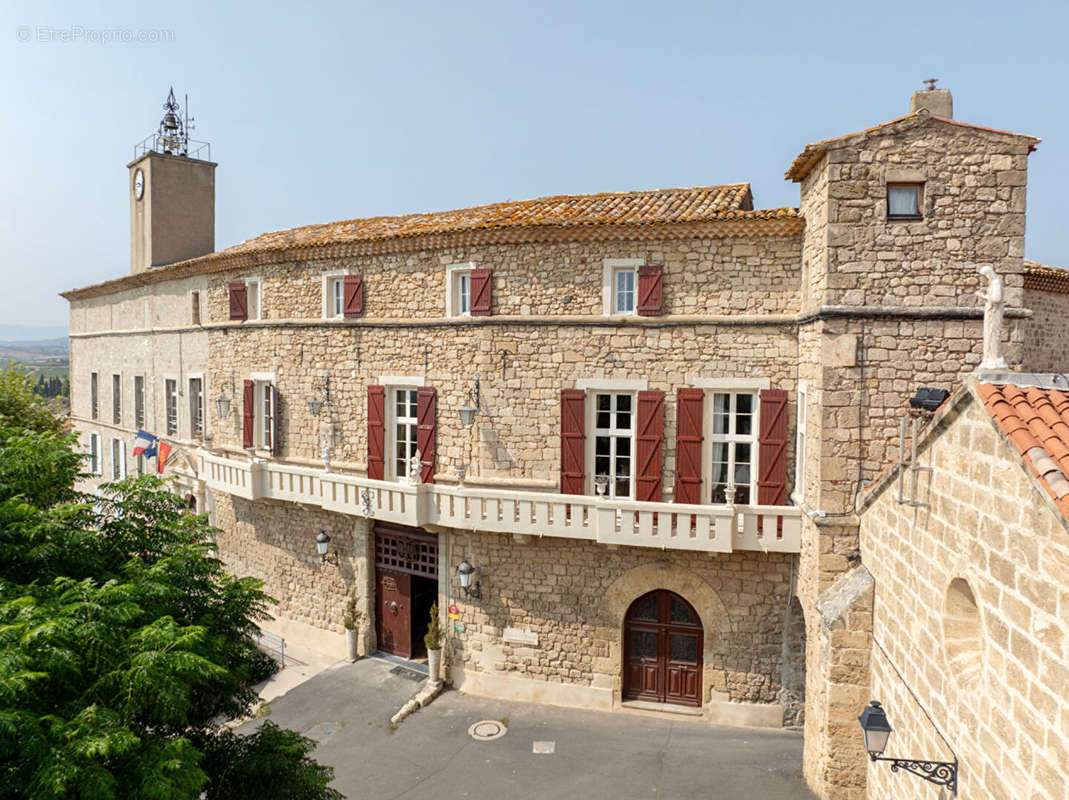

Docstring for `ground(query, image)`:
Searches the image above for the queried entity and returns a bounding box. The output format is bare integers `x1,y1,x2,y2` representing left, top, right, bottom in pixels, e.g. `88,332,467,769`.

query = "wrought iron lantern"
457,559,481,599
458,373,481,427
858,701,957,795
315,530,338,565
215,394,231,419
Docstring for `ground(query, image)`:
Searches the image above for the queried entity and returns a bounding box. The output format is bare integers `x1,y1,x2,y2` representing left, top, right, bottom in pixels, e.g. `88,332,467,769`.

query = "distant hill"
0,324,67,342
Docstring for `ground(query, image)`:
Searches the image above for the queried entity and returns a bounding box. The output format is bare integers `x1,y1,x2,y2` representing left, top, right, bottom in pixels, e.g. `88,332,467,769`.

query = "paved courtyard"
241,658,814,799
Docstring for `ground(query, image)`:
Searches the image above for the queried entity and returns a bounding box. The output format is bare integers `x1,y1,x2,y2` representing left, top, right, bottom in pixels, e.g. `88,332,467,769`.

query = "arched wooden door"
623,590,703,707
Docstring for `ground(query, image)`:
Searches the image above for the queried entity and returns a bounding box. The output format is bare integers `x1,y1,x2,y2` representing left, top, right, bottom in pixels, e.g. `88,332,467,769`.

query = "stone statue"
407,449,422,485
977,266,1008,371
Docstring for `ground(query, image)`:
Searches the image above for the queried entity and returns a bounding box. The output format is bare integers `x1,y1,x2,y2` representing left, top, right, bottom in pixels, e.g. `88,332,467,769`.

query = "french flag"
132,430,158,459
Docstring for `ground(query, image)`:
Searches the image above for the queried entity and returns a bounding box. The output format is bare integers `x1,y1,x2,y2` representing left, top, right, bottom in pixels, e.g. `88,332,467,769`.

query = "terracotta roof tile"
222,183,794,255
1023,260,1069,294
977,383,1069,520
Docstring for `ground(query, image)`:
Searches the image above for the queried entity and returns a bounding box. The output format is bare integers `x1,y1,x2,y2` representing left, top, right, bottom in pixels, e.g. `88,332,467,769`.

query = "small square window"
332,278,345,318
447,265,473,317
191,291,201,324
887,183,923,219
246,280,261,320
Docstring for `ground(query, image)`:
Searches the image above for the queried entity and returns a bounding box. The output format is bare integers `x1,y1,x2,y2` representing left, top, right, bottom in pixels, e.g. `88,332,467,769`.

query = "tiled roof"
1023,260,1069,294
785,113,1040,182
62,184,804,300
975,383,1069,519
221,183,792,254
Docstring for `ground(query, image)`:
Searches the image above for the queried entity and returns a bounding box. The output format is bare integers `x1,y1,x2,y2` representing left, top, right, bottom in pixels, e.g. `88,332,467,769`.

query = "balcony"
200,453,801,554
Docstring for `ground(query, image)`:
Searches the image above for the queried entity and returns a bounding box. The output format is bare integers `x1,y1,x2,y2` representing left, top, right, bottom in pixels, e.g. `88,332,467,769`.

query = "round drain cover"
468,720,507,741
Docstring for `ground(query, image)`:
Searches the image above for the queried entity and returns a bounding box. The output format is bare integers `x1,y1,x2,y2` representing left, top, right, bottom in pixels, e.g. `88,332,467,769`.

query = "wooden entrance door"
376,568,411,658
374,523,438,659
623,590,703,707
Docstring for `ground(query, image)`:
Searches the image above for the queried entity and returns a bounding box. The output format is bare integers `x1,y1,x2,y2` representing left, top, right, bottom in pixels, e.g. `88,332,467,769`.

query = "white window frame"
110,438,127,480
388,386,420,482
795,382,807,501
322,271,346,319
188,375,205,439
245,278,262,321
697,380,767,506
88,432,102,475
134,375,145,429
585,391,636,499
165,378,179,437
90,372,99,420
112,373,122,425
602,258,643,316
445,263,475,318
251,376,278,452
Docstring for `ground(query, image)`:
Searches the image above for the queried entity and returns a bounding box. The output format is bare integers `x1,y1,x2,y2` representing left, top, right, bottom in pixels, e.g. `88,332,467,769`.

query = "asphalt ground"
240,658,815,800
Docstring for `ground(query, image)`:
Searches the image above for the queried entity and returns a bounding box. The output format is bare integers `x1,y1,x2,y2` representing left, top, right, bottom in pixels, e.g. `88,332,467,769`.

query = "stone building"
62,84,1067,799
855,375,1069,800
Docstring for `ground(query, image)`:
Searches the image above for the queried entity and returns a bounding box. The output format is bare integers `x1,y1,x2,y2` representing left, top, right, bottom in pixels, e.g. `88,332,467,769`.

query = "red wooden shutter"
636,391,665,502
343,275,364,318
367,386,385,480
637,264,663,316
560,390,586,495
469,268,492,316
674,388,704,504
229,282,248,321
758,389,789,505
242,380,255,448
416,387,437,484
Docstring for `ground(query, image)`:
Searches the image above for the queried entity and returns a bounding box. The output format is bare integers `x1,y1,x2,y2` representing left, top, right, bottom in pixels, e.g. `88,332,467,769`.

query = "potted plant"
342,591,363,662
424,603,443,682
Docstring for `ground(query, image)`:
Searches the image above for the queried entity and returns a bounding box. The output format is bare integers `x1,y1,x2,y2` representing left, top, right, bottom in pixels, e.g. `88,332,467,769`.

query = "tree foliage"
0,366,342,799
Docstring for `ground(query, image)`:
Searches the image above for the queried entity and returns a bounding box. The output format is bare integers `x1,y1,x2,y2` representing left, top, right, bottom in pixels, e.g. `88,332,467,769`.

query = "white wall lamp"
458,373,481,427
858,701,957,795
457,559,481,599
315,530,339,566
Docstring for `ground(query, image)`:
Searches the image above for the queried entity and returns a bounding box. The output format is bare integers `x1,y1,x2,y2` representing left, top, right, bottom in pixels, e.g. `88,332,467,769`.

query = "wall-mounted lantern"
315,530,339,566
457,559,481,599
309,373,333,417
858,701,957,795
215,377,235,419
458,373,481,427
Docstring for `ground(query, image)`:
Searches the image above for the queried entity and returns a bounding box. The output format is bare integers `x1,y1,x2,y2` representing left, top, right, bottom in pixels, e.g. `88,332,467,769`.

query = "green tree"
0,369,342,800
0,364,64,435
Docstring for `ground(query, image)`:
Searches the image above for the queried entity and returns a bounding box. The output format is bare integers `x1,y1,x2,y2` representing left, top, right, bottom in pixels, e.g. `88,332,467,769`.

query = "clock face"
133,169,144,200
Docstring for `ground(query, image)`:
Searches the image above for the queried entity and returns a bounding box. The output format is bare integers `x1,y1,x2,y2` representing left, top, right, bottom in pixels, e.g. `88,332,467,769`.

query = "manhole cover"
389,665,426,682
468,720,507,741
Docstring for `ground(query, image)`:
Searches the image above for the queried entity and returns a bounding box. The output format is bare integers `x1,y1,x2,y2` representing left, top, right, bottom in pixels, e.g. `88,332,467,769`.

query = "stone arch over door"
603,563,732,705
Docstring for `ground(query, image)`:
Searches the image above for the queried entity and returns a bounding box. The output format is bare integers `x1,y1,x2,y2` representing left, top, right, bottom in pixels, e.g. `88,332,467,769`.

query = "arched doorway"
623,590,703,707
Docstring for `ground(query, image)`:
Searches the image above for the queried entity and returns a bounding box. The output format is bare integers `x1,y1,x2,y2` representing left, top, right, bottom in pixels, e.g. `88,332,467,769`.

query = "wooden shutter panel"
416,387,437,484
343,274,364,318
636,264,663,316
758,389,789,505
269,384,280,456
242,380,255,448
229,282,248,321
560,389,586,495
674,388,704,504
367,386,385,480
469,268,492,316
636,391,665,502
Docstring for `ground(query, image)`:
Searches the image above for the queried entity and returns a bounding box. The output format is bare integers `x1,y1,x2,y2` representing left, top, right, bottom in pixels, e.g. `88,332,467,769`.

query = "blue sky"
3,0,1067,328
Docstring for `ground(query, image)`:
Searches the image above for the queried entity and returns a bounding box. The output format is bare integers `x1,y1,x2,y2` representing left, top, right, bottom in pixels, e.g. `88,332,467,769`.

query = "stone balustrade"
201,452,801,553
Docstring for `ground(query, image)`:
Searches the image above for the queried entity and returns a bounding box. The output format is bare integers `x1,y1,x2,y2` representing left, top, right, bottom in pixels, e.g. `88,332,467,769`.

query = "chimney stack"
910,78,953,119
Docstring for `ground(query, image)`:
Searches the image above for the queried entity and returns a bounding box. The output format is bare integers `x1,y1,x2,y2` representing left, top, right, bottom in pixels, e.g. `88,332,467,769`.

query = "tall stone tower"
128,89,216,274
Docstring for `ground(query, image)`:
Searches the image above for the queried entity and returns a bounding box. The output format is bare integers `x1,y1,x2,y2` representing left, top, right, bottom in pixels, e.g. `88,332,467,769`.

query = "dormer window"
887,183,923,220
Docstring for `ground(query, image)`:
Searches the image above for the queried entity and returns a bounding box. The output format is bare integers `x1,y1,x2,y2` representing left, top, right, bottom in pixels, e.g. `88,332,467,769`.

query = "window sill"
886,215,924,222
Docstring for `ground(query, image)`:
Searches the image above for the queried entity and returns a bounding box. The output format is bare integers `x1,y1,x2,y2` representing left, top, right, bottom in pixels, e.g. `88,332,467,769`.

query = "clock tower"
128,89,216,275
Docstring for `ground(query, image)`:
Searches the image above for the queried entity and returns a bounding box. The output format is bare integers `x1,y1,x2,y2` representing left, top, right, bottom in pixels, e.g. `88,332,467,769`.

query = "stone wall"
442,530,801,717
859,394,1069,800
804,117,1031,311
1021,287,1069,373
202,236,802,323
